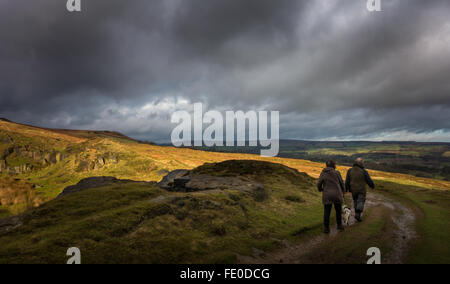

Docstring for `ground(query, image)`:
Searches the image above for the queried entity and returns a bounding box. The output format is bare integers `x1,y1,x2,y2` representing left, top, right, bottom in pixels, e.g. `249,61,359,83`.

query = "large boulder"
157,160,315,202
157,169,190,189
158,167,266,201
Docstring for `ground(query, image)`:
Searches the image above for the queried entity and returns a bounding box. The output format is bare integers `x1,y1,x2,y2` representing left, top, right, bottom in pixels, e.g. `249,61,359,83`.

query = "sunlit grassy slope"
0,119,449,263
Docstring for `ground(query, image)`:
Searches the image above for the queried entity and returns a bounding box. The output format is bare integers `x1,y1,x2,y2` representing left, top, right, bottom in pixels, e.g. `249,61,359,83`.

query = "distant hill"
0,118,135,141
189,139,450,180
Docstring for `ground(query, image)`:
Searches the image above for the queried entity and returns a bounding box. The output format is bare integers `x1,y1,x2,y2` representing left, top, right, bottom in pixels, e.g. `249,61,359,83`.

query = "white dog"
342,205,352,226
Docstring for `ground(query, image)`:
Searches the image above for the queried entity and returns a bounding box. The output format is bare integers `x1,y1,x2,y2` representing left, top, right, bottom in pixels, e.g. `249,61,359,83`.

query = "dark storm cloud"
0,0,449,142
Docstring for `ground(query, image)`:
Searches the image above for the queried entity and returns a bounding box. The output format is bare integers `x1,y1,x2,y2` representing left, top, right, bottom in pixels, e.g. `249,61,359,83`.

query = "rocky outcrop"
0,144,67,174
0,161,33,174
157,160,315,202
0,133,122,175
33,151,66,166
0,215,23,236
158,170,190,188
89,157,106,170
10,164,33,174
75,153,119,172
158,169,267,201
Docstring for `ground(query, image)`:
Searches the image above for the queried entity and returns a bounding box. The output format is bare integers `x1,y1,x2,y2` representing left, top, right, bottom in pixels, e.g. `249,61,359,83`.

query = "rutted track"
365,193,417,263
238,192,418,264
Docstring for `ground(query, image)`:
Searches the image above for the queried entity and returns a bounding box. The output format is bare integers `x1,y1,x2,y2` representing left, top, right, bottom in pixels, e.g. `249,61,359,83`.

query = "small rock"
252,248,266,258
151,196,166,204
157,169,169,176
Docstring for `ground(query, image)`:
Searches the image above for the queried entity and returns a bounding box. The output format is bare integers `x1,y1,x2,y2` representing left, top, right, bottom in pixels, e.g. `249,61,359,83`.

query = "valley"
190,140,450,181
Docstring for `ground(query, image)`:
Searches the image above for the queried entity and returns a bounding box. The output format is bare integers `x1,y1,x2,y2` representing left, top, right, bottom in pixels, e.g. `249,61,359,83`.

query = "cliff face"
0,144,64,174
0,119,130,215
0,118,133,174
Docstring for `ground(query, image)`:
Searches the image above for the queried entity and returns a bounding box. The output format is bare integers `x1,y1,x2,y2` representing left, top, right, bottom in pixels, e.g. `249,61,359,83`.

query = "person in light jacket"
317,160,346,234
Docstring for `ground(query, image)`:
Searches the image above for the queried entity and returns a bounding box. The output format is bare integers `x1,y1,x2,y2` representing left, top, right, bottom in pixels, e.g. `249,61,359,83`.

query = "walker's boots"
337,225,345,232
324,227,330,234
355,212,362,222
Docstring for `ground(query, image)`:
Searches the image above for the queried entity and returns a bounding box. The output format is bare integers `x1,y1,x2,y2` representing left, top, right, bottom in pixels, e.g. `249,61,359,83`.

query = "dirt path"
238,192,418,264
365,193,417,263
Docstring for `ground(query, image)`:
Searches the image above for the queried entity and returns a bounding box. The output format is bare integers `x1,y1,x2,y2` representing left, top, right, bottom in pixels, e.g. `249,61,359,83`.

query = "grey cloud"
0,0,449,142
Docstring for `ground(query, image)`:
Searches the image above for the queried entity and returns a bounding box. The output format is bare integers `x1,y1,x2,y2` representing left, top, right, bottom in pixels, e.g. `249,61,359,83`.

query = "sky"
0,0,449,143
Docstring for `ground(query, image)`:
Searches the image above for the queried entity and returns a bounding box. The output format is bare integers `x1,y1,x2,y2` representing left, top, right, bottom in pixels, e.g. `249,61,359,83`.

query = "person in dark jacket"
345,158,375,222
317,160,346,234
